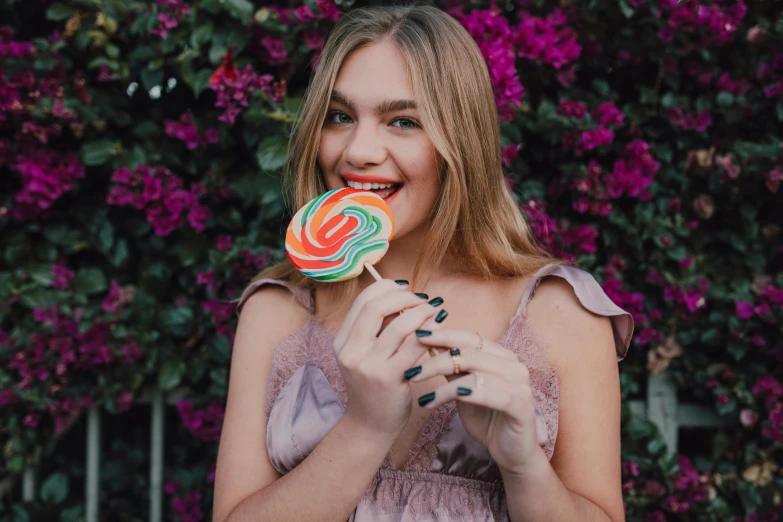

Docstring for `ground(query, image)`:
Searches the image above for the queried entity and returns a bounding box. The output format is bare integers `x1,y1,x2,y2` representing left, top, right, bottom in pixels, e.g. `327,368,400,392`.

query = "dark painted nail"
415,329,432,337
418,392,436,406
450,349,460,356
395,280,409,286
435,310,448,323
428,297,444,307
404,366,422,380
457,387,472,396
415,293,429,299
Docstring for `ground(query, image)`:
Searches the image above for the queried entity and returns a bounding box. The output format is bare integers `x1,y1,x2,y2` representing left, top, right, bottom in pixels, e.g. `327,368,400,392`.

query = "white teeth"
345,180,397,190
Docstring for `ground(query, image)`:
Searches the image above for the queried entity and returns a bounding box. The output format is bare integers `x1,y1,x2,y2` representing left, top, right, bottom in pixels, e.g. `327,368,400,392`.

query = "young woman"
213,5,634,522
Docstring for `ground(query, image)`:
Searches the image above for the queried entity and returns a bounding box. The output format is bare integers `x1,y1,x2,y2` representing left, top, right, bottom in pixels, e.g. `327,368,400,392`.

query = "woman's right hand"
333,279,442,440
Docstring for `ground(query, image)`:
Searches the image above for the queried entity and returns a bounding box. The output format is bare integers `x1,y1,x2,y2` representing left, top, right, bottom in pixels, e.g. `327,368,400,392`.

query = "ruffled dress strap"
515,263,635,361
233,278,314,318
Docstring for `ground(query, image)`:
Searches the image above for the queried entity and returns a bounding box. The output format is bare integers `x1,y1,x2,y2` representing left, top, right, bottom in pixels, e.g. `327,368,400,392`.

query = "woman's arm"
212,288,394,522
223,414,394,522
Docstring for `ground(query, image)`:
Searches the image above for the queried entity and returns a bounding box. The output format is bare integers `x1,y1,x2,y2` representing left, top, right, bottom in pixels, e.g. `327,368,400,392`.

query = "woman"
213,4,634,522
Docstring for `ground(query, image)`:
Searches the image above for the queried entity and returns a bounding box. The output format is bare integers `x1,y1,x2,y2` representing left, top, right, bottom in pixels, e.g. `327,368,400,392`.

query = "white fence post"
22,468,36,501
85,406,101,522
646,371,679,458
150,389,165,522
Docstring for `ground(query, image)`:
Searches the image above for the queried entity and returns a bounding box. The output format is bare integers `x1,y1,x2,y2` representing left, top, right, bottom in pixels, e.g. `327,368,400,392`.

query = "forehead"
331,41,416,111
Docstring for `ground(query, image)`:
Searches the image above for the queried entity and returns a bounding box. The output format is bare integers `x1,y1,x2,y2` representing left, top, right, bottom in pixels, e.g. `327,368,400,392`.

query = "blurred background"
1,0,781,520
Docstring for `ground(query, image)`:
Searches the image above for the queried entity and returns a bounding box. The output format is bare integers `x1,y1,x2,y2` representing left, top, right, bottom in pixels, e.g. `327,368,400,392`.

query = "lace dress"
234,263,634,521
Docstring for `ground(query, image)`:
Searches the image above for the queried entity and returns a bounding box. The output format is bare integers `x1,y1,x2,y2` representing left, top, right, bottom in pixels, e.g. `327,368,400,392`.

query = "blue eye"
324,111,420,130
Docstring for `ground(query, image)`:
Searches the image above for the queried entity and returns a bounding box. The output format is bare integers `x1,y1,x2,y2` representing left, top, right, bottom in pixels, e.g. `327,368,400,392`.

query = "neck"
357,223,456,288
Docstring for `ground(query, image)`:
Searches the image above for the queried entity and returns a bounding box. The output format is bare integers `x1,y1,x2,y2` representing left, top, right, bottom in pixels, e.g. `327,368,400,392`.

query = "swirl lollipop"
285,187,394,282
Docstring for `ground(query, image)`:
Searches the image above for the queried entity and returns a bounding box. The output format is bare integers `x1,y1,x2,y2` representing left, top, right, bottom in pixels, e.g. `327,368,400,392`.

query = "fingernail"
450,349,460,356
457,387,472,396
404,366,422,380
428,297,444,307
435,310,448,323
395,280,409,286
415,329,432,337
415,293,429,299
418,392,435,406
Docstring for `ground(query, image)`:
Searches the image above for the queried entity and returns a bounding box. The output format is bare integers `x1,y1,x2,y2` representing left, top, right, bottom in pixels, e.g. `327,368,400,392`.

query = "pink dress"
235,263,634,521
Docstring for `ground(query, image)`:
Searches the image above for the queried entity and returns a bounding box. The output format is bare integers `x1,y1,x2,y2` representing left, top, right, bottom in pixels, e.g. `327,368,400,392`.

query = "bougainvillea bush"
1,0,781,520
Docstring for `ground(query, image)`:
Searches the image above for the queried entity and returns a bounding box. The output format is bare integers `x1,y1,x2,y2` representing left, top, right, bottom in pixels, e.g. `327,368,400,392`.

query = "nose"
343,120,387,168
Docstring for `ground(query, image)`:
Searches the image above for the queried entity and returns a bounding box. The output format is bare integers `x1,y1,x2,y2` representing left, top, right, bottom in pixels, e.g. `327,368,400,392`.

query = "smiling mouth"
341,177,402,201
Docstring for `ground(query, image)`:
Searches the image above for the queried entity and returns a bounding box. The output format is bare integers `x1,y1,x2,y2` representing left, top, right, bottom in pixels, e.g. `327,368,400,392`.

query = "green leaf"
82,139,117,166
639,87,658,105
110,238,129,268
72,267,108,295
225,0,254,20
141,68,165,91
60,505,83,522
591,79,610,97
716,91,734,107
191,23,214,48
192,69,214,97
158,360,186,391
46,2,73,21
20,289,57,310
618,0,634,19
96,221,115,253
41,472,69,504
733,141,781,160
162,306,194,337
660,92,678,108
256,137,289,172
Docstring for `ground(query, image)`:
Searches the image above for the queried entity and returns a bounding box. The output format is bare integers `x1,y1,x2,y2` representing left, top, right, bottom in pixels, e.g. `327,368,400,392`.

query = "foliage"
0,0,781,520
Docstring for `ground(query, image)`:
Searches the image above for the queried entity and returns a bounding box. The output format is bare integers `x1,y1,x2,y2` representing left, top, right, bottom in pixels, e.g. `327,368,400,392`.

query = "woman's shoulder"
233,278,312,344
234,278,311,317
522,264,635,363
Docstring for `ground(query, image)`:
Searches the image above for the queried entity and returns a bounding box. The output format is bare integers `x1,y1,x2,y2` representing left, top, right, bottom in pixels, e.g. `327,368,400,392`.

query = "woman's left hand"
404,328,549,475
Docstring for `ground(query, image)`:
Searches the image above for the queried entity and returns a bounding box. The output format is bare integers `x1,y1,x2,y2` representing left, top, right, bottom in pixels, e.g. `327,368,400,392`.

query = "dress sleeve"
232,278,311,318
545,266,635,362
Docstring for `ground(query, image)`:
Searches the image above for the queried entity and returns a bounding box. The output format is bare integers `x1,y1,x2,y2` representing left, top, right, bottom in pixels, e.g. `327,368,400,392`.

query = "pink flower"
556,100,587,119
216,235,232,251
591,100,625,127
102,281,122,311
581,127,615,150
50,262,75,289
735,300,755,319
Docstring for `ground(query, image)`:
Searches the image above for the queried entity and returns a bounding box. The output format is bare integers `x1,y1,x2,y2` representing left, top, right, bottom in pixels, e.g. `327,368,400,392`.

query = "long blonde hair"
253,3,561,316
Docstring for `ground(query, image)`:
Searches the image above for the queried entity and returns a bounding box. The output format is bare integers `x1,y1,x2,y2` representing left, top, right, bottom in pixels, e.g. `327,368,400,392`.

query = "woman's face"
318,40,442,242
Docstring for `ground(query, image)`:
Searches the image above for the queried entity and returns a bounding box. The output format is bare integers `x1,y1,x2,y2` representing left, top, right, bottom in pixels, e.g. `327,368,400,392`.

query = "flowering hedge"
1,0,781,520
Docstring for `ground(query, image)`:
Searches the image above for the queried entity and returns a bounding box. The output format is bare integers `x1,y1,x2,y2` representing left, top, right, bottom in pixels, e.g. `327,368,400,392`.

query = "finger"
407,348,528,384
334,279,414,351
343,291,429,355
375,301,443,359
415,329,518,361
417,376,549,446
414,306,451,358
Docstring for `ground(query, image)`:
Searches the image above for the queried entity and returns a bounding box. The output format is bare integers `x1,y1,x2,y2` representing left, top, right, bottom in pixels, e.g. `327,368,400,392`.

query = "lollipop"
285,187,394,282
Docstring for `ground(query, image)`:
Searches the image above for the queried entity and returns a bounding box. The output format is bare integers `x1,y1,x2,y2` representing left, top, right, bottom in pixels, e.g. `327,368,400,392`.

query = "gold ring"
451,352,462,374
476,332,484,352
475,371,484,388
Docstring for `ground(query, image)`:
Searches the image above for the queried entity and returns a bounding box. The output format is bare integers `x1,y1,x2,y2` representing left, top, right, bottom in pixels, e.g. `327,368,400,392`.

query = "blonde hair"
253,3,561,317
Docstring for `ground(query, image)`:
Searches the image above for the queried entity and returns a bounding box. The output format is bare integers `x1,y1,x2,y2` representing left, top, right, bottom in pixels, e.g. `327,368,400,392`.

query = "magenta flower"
591,101,625,127
50,262,75,289
556,100,587,119
735,300,755,319
581,127,615,150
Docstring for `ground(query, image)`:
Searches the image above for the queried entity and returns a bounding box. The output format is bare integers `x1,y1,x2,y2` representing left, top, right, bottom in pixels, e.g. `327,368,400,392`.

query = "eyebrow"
330,90,418,114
